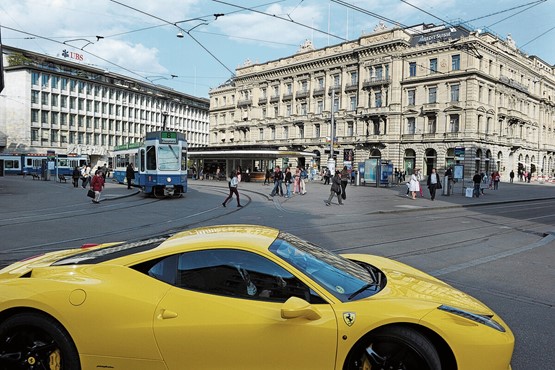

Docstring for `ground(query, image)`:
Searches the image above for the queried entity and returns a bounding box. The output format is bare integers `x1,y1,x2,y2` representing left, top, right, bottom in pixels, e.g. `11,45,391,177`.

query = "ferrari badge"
343,312,356,326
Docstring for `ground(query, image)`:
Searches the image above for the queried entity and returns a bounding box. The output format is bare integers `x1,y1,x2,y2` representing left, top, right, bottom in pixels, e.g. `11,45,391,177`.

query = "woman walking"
90,170,105,204
325,170,343,206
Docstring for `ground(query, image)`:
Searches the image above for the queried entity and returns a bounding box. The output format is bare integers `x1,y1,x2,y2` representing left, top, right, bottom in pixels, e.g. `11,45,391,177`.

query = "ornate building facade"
209,23,555,180
0,45,209,163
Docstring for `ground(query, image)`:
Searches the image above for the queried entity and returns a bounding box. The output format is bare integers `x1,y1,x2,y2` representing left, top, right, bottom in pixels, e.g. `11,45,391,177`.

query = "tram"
0,153,88,176
112,131,188,197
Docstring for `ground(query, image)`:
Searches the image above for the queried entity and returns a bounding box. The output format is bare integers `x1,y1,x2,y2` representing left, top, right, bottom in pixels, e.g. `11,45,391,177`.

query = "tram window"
58,159,68,167
5,160,19,169
158,145,179,171
146,146,157,170
140,149,146,172
181,150,187,171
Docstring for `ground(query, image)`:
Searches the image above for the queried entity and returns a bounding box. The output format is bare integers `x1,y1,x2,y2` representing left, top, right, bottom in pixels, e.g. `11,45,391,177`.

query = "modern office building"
0,45,209,165
209,23,555,180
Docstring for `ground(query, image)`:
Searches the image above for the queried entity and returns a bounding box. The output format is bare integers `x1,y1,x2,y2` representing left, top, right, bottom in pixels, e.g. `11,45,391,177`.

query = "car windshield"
269,232,381,301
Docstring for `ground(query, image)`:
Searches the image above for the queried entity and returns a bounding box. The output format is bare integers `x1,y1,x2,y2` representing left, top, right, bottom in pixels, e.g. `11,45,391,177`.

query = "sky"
1,0,554,98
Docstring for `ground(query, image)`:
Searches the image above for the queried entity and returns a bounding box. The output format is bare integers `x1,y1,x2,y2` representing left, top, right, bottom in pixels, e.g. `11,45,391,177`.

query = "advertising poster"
364,158,378,183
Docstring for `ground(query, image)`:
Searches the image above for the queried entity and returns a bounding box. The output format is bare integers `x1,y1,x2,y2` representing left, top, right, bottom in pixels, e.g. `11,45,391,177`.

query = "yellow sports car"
0,225,513,370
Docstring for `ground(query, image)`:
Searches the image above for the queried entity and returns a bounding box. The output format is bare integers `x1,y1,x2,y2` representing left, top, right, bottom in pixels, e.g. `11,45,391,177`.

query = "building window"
375,66,383,80
375,91,382,108
430,58,438,73
31,90,39,104
60,113,67,126
41,92,49,106
409,62,417,77
51,112,58,125
349,96,357,111
70,80,77,92
271,127,276,140
300,103,307,115
452,54,460,71
317,77,324,88
262,108,267,117
31,72,40,86
41,111,48,124
315,124,320,138
41,74,49,88
407,89,415,105
428,116,436,133
333,97,340,112
407,117,416,134
428,87,437,103
286,104,292,117
450,84,460,102
299,125,304,139
51,94,58,107
284,126,288,139
449,114,459,132
51,130,58,142
259,128,264,140
347,122,354,136
286,83,292,94
69,97,76,109
31,129,39,141
60,77,68,91
333,74,340,87
350,71,358,85
300,80,308,92
317,100,323,114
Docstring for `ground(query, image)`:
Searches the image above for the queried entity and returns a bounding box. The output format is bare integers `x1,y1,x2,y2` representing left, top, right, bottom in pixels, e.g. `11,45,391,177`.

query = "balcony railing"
312,87,325,96
295,90,309,99
363,78,391,88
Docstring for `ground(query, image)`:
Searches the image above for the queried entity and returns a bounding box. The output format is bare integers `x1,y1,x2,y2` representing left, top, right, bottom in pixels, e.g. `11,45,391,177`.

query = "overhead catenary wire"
211,0,348,42
110,0,236,77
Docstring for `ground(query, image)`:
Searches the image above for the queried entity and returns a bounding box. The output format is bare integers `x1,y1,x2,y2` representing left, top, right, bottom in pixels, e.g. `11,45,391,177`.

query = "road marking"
430,232,555,277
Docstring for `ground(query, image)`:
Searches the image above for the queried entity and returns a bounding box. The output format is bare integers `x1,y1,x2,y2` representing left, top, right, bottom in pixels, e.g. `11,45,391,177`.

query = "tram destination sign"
161,131,178,144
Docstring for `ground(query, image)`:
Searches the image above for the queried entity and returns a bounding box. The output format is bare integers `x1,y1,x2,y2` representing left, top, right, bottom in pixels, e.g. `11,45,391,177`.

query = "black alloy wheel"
0,312,80,370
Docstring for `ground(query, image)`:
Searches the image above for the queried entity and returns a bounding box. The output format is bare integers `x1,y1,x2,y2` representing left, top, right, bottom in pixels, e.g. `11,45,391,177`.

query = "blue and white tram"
112,131,187,197
0,153,88,176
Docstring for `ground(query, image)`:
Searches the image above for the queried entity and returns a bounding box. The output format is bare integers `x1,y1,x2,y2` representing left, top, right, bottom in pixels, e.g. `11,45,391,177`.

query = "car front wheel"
345,326,441,370
0,312,80,370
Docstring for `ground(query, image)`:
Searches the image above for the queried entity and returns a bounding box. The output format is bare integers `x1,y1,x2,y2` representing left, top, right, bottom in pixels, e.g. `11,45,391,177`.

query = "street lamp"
162,111,169,131
327,89,336,174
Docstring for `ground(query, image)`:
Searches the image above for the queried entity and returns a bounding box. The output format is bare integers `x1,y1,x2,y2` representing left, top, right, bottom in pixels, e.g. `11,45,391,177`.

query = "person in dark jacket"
340,166,349,200
325,170,343,206
426,168,441,201
473,172,482,198
126,163,135,189
71,166,80,188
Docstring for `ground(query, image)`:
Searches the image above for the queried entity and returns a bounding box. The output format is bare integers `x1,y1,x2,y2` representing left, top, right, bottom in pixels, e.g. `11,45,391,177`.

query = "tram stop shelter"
188,149,318,181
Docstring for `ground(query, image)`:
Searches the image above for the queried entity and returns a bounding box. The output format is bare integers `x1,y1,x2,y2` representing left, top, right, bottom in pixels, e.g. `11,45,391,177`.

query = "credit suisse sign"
410,26,469,46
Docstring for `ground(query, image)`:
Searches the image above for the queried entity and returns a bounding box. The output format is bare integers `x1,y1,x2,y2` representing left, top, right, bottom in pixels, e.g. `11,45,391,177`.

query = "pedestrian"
264,168,271,185
90,170,105,204
101,163,108,180
323,167,331,185
126,163,135,189
426,168,442,201
81,163,91,188
299,167,307,195
284,167,292,198
473,171,482,198
409,171,420,200
71,166,80,188
340,166,349,200
222,170,243,207
527,171,532,183
293,166,301,194
270,166,284,196
509,170,515,183
325,170,343,206
417,169,424,197
493,171,500,190
237,166,242,183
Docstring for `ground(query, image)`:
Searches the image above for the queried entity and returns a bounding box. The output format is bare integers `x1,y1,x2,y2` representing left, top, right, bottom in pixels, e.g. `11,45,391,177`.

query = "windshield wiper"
348,283,379,300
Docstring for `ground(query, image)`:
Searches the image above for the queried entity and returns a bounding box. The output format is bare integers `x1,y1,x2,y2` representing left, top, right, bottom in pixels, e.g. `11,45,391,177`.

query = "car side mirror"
281,296,322,320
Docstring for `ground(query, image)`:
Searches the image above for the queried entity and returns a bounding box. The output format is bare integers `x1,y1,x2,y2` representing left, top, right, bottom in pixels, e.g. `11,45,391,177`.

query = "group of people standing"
269,166,308,198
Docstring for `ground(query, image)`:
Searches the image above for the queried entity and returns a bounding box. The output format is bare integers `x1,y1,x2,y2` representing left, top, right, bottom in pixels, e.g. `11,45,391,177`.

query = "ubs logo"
62,49,84,61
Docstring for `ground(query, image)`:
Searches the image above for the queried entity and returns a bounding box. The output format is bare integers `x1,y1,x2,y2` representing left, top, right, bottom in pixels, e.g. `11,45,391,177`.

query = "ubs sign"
61,49,84,61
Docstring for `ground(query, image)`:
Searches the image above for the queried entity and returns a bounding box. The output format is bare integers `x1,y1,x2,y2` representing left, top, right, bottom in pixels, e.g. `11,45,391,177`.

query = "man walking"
473,171,482,198
270,166,284,196
126,163,135,189
426,168,441,201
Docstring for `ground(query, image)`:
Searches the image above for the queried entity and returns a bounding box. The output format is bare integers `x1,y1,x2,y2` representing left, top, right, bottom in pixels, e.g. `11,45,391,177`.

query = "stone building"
0,45,209,164
209,23,555,180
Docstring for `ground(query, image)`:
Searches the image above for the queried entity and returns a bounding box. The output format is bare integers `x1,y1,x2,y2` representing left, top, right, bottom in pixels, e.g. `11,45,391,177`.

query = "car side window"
174,249,325,303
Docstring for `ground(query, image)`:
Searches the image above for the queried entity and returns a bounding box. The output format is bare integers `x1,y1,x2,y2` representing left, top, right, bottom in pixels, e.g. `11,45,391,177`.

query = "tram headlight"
166,177,172,183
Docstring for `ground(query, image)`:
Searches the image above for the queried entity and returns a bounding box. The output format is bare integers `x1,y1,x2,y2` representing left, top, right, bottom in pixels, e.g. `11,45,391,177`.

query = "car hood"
342,253,491,314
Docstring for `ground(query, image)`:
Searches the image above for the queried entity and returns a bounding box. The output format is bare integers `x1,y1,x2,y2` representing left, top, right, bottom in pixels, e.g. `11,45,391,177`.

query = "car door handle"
160,309,178,319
